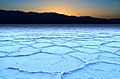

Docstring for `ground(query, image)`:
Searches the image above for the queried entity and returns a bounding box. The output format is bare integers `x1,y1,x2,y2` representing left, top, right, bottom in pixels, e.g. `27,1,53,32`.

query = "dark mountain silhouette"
0,9,120,24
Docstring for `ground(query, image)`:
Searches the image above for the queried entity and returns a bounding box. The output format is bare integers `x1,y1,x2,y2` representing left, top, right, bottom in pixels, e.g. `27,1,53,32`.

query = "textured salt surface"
0,24,120,79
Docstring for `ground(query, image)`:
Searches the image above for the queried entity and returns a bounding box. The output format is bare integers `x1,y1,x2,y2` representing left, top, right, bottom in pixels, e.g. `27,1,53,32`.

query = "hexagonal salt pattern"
0,24,120,79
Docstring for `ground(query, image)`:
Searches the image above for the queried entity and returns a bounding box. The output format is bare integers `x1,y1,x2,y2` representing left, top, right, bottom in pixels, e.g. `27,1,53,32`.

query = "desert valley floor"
0,24,120,79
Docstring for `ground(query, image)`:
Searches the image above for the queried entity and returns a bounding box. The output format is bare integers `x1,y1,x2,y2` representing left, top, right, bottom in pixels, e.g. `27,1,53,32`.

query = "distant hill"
0,9,120,24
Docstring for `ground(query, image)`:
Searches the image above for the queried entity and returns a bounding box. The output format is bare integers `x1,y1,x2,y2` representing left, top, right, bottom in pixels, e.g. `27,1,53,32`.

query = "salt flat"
0,24,120,79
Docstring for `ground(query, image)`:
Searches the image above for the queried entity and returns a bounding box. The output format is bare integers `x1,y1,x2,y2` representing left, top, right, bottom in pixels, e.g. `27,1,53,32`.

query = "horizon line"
0,9,120,19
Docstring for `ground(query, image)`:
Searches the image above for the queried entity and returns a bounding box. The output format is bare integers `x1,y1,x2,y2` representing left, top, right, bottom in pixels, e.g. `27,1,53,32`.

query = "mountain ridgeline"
0,10,120,24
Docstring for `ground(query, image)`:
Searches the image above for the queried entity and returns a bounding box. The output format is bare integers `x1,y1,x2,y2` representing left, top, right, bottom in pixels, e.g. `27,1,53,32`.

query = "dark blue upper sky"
0,0,120,18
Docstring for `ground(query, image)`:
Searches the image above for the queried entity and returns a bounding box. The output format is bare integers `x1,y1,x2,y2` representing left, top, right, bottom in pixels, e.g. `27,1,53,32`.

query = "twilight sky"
0,0,120,18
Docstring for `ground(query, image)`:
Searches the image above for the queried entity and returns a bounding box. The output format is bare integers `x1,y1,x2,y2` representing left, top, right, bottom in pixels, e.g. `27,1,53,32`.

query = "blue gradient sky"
0,0,120,18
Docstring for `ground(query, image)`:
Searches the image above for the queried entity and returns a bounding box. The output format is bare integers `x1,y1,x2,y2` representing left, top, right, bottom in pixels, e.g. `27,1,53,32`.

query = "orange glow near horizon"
25,3,107,18
23,2,120,18
38,2,80,16
0,0,120,18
